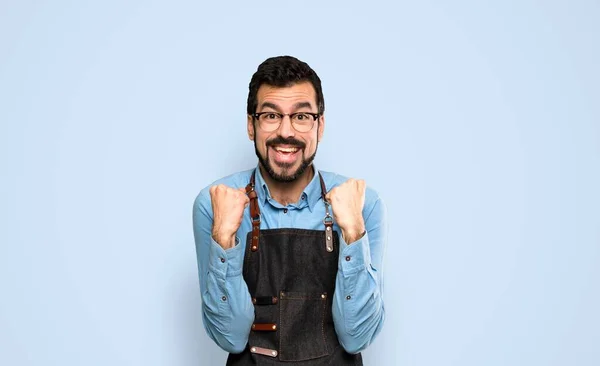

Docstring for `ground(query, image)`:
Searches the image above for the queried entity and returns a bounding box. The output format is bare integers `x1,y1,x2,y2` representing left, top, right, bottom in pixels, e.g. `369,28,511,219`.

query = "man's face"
248,81,325,182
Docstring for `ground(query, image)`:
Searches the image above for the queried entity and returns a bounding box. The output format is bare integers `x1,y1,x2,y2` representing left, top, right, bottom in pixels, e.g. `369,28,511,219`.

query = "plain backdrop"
1,0,599,365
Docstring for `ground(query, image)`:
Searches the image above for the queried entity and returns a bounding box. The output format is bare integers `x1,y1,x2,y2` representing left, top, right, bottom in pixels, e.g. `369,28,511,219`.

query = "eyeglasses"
252,112,320,133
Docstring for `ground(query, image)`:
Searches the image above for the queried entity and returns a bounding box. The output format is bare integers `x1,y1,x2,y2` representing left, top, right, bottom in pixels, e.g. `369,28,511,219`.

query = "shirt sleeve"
332,196,386,354
192,190,255,354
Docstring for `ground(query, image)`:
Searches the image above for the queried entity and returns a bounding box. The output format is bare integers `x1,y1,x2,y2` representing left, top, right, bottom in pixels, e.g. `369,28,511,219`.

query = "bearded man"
193,56,386,365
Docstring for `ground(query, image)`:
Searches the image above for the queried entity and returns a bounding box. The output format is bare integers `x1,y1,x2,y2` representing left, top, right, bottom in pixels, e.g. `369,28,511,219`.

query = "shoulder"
319,169,383,210
193,168,255,211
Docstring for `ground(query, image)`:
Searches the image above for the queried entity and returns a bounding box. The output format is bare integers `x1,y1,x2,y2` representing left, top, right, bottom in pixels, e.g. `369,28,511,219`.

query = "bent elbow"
224,341,247,354
340,340,365,355
211,331,249,354
335,327,370,354
337,307,385,354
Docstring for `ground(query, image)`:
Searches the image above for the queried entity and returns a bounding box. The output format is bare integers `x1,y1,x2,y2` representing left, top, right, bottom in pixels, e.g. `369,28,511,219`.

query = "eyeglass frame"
251,112,321,132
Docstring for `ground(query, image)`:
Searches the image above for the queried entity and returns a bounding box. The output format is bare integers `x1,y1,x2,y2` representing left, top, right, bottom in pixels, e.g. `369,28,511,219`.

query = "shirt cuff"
208,236,245,278
338,231,372,276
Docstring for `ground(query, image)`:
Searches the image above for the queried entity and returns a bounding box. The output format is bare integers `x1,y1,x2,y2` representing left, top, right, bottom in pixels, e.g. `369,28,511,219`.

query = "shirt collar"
253,164,323,212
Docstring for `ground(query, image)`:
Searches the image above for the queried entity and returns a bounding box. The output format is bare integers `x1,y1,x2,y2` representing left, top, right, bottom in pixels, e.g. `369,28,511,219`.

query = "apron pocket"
278,291,329,361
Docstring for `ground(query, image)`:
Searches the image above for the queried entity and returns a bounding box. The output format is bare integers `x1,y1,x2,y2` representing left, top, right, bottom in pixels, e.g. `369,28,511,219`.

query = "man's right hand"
209,185,249,249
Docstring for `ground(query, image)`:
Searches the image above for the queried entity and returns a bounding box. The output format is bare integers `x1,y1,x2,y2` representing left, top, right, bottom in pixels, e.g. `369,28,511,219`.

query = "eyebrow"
259,102,281,111
292,101,314,111
258,101,316,112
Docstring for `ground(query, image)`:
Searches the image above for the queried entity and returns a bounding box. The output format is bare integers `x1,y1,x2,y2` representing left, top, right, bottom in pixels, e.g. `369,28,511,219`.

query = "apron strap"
320,174,335,252
245,171,260,252
245,168,333,252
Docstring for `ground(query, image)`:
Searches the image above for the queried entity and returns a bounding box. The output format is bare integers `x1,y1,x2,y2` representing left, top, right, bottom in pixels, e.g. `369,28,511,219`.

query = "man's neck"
259,164,315,206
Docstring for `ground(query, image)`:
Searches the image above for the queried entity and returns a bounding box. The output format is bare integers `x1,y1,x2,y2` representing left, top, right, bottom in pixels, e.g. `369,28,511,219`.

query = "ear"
317,114,325,142
247,115,254,141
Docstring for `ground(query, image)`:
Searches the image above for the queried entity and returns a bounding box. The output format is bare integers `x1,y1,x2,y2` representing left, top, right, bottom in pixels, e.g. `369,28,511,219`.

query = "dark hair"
247,56,325,116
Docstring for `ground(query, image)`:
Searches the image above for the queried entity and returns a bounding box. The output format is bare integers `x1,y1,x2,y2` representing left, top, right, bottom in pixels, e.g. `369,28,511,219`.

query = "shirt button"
301,195,306,200
220,257,225,263
221,296,227,301
346,295,351,300
283,208,288,214
345,256,351,261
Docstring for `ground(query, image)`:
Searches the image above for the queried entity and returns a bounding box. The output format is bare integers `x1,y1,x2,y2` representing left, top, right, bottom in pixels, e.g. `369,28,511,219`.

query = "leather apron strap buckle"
323,210,334,253
322,177,334,252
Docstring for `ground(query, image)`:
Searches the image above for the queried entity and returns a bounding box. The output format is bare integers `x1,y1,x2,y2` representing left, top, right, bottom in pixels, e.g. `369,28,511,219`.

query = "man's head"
247,56,325,183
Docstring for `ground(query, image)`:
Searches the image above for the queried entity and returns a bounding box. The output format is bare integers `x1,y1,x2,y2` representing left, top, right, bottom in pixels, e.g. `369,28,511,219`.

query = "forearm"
194,191,254,353
201,238,254,353
332,232,385,354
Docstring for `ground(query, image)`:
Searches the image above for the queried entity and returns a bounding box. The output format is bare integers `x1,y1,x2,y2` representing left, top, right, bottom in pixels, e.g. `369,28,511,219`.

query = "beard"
254,135,317,183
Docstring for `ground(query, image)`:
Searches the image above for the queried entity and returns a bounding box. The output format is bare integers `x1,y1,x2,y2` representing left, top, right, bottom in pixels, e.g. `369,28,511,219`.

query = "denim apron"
226,172,362,365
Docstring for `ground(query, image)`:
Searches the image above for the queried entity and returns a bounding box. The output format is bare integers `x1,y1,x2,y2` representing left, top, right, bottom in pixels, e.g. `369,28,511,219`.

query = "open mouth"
269,145,302,164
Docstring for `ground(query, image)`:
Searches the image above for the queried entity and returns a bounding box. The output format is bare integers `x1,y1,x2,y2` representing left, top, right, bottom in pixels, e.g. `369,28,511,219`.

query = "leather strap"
320,173,334,252
251,323,278,331
324,219,334,252
245,171,260,252
319,172,328,202
252,296,278,305
250,346,278,358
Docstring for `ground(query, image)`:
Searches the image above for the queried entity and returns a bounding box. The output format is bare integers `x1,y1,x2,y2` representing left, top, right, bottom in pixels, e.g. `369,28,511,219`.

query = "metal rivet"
252,246,257,250
272,325,277,330
252,324,255,329
253,236,258,239
272,351,277,356
251,347,256,352
327,236,331,240
326,227,331,231
321,294,326,299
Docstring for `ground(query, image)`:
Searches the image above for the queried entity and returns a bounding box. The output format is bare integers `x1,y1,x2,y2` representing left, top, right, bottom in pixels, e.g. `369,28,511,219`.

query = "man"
193,56,386,365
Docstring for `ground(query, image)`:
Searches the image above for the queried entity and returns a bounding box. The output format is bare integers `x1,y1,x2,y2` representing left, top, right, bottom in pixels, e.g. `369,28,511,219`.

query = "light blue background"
1,0,599,365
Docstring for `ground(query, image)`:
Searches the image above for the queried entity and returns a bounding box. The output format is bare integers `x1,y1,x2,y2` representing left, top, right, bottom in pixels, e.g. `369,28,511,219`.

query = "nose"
277,115,295,138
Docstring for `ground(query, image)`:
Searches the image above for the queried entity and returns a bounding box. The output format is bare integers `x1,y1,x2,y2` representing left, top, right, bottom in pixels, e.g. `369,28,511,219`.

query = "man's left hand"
325,178,366,244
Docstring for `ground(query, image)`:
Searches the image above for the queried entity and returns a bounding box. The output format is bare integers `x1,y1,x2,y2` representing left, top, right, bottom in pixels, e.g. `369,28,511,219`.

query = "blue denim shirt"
192,165,386,354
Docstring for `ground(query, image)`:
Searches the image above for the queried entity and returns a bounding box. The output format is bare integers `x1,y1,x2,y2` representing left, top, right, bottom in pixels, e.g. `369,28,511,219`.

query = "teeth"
274,147,298,153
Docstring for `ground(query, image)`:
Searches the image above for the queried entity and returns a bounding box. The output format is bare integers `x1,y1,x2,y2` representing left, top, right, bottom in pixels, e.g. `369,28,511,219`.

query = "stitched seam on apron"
259,232,331,237
279,293,282,359
321,295,327,354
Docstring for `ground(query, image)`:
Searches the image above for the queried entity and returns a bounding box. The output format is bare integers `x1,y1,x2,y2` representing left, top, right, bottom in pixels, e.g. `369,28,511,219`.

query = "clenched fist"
209,184,249,249
325,178,366,244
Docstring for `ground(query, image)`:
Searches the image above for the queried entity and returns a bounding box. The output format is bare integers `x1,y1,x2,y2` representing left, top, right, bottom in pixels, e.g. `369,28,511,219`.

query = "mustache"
266,137,305,149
